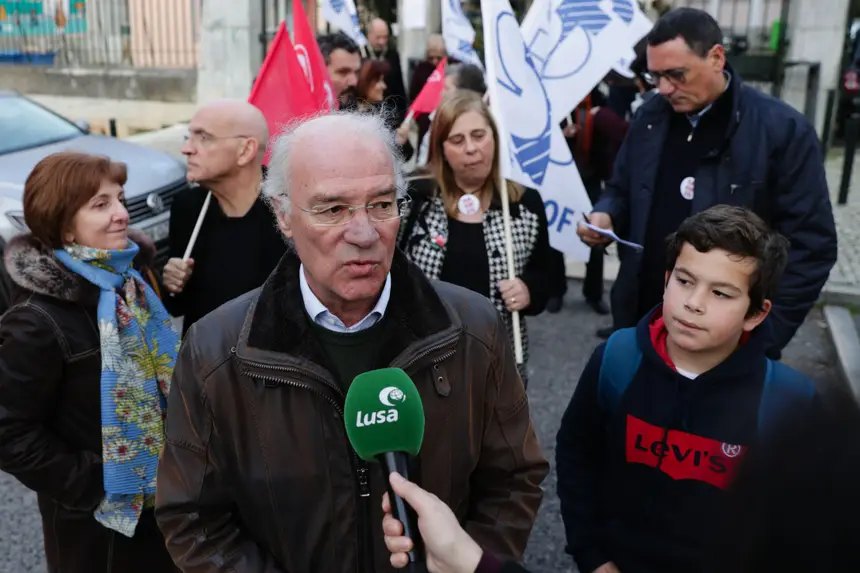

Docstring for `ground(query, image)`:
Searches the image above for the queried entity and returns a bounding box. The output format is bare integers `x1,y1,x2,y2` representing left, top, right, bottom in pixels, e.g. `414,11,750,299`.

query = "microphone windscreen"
344,368,425,461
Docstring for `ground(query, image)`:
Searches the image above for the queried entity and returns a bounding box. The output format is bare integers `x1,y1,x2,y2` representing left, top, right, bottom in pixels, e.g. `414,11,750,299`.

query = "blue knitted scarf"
55,241,179,537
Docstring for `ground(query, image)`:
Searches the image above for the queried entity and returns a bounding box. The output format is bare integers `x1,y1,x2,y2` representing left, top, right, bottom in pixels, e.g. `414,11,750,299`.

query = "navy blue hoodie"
556,307,813,573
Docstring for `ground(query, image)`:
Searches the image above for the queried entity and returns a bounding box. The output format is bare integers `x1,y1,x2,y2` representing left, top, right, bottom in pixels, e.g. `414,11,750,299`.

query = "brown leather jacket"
155,249,549,573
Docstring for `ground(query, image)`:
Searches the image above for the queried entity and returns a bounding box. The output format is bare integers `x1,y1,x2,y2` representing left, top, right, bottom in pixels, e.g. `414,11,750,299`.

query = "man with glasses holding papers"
577,8,836,358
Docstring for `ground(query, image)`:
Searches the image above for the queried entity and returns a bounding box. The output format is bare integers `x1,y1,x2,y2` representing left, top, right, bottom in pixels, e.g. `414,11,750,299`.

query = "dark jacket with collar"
0,231,177,573
154,249,548,573
594,68,837,355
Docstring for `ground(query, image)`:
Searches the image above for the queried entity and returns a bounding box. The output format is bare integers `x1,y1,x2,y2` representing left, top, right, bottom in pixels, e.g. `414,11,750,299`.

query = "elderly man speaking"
155,111,548,572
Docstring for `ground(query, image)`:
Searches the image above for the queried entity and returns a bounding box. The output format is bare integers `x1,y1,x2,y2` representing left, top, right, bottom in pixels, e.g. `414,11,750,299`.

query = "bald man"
366,17,408,124
162,99,287,334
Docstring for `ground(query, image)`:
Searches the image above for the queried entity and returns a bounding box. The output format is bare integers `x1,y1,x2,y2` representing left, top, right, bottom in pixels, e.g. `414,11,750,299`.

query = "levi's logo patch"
625,415,747,490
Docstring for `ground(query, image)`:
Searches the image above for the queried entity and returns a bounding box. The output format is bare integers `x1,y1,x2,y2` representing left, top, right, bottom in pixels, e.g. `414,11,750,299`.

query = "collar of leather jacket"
235,248,463,374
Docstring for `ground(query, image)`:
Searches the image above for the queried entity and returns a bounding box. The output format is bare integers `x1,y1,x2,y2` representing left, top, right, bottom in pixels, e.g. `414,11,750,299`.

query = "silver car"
0,91,188,308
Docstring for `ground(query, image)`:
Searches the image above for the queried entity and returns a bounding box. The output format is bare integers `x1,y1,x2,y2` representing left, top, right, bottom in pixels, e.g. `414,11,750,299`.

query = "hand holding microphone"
382,472,484,573
344,368,428,572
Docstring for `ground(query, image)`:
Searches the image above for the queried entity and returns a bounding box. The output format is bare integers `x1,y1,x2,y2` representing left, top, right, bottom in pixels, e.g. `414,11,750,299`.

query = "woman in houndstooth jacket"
398,91,553,386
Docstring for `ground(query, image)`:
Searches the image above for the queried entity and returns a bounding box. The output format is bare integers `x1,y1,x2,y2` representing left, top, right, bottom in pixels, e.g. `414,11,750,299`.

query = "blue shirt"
299,263,392,333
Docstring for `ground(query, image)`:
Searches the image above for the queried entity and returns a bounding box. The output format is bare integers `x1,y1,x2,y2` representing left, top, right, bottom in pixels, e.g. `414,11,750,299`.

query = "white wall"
196,0,264,103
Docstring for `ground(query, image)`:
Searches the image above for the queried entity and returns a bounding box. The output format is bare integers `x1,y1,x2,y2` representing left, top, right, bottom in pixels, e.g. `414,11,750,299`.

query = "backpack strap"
598,327,642,414
757,359,816,436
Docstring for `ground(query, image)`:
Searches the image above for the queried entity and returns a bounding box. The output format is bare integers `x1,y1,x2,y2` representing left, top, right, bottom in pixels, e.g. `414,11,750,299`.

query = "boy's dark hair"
665,205,789,315
647,7,723,58
317,32,360,64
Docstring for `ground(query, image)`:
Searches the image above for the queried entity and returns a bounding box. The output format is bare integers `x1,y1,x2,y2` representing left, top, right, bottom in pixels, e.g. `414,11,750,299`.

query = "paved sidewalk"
823,151,860,301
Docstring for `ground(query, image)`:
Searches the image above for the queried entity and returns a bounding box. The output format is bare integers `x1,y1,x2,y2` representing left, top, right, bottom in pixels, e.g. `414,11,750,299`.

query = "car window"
0,96,82,155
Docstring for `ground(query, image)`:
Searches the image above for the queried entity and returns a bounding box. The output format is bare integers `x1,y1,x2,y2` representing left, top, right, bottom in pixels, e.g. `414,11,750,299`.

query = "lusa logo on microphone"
355,386,405,428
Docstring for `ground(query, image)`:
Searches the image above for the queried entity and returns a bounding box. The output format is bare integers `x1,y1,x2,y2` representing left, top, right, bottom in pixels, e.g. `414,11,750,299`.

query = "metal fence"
672,0,787,50
0,0,201,68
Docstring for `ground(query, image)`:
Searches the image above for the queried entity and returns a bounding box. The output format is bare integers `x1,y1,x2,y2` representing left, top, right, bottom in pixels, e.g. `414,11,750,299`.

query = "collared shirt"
687,71,732,129
299,264,392,333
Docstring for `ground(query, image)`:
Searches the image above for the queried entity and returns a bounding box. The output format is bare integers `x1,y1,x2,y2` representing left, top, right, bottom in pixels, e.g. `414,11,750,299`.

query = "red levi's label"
625,415,747,490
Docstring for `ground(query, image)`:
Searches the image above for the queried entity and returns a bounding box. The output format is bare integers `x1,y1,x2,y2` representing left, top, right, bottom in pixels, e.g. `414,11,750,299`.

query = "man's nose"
181,139,195,155
658,77,676,96
347,73,358,87
343,211,379,248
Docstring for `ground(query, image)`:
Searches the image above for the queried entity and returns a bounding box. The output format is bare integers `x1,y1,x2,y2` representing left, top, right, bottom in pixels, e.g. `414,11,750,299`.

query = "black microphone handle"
379,452,427,573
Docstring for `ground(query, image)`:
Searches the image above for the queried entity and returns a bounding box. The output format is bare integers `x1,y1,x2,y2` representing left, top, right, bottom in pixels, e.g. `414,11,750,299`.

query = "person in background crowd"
0,152,178,573
577,8,837,356
358,59,415,160
384,396,860,573
409,34,447,102
399,63,487,171
162,99,286,334
155,111,548,572
318,32,362,109
559,206,818,573
357,58,391,112
398,92,552,385
628,42,660,115
546,88,628,317
401,34,448,163
366,18,409,124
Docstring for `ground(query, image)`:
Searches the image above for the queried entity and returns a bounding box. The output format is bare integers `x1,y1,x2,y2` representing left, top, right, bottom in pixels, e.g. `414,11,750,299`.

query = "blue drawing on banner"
612,0,634,23
544,200,578,234
331,0,345,13
495,11,552,186
526,0,614,80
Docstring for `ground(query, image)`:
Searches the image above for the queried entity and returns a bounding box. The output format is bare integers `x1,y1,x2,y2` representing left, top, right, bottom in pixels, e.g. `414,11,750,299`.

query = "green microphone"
345,368,426,572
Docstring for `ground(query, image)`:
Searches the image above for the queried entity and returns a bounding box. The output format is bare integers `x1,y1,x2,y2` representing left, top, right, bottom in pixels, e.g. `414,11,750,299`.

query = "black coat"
594,69,837,355
0,231,177,573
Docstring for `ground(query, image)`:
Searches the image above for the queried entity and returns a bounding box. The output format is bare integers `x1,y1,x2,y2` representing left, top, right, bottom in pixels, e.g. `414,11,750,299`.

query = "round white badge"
680,176,695,201
457,193,481,216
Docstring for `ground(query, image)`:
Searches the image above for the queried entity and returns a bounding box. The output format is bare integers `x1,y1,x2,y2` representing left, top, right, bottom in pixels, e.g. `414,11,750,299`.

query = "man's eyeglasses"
185,131,250,146
642,68,688,87
299,196,411,226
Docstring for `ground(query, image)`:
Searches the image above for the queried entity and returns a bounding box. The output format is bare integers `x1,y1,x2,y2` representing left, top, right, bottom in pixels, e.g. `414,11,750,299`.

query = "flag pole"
496,166,524,365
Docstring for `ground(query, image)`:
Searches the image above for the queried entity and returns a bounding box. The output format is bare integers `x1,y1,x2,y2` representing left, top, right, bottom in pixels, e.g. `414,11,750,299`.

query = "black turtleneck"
638,82,734,318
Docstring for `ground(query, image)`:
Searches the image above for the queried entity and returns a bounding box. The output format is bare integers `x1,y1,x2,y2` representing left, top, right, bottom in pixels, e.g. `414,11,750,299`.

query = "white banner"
521,0,650,123
442,0,483,67
321,0,368,46
482,0,592,259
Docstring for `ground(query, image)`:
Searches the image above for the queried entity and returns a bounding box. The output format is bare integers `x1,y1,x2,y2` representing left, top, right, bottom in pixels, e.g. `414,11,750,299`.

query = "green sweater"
308,315,389,391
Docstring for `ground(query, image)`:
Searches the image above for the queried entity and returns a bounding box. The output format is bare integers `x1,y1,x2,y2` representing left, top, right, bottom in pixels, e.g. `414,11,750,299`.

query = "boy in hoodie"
556,205,816,573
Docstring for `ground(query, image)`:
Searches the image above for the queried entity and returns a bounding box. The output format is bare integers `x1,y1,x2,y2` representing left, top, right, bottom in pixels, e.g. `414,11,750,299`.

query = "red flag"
292,0,336,111
408,58,447,118
249,21,318,163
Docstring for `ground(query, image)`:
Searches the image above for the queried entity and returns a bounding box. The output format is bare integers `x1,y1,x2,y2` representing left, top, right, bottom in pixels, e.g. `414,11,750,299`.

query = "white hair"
262,109,407,215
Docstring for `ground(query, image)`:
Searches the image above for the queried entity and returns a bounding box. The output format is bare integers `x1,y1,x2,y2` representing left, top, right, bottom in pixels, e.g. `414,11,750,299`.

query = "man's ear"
274,202,294,239
236,137,259,167
742,299,772,332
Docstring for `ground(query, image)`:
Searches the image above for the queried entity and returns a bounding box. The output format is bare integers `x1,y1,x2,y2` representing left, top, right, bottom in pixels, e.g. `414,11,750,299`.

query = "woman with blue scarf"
0,152,180,572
